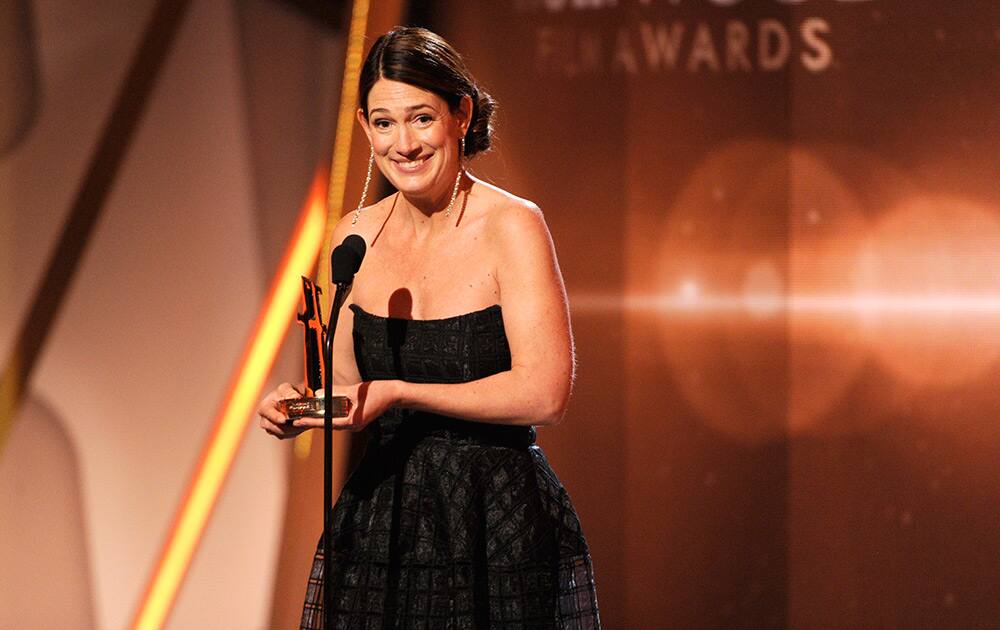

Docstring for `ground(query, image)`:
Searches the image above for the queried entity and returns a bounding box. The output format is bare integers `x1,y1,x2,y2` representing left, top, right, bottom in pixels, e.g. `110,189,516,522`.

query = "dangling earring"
444,137,466,218
352,145,375,226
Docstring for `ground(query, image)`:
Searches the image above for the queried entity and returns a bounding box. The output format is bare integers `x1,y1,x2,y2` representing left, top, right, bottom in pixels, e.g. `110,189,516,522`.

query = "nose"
394,125,419,156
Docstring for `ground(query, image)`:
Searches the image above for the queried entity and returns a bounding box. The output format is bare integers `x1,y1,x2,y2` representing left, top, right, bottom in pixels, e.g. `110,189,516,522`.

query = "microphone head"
343,234,366,259
331,234,366,284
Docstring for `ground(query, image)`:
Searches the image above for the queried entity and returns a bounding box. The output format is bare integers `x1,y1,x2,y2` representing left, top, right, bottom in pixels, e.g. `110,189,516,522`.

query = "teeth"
398,158,426,168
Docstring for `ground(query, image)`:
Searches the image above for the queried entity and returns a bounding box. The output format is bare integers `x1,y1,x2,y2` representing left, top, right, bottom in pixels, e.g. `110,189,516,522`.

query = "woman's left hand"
292,380,397,432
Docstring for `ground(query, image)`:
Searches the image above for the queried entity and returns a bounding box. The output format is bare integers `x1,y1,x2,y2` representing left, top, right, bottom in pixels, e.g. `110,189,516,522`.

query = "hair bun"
464,85,496,157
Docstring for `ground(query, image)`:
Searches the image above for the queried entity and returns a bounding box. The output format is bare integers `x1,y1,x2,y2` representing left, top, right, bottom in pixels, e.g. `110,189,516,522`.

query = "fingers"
290,385,361,432
259,415,305,440
257,398,288,425
260,383,303,416
258,382,364,440
276,382,303,400
291,415,358,432
257,382,304,437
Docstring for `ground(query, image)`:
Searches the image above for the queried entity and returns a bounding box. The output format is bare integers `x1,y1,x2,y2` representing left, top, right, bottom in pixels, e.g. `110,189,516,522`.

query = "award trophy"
278,277,351,420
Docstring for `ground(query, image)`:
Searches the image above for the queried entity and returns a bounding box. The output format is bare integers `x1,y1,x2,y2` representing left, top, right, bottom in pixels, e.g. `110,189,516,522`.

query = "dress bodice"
348,303,533,446
349,303,511,384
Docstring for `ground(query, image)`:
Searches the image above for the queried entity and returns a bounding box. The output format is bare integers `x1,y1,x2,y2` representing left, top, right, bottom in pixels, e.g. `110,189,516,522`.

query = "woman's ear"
458,95,473,135
357,108,373,143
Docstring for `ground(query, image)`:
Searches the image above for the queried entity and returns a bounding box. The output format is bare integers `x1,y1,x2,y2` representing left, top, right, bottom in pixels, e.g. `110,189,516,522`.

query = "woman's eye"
373,119,391,130
414,115,433,126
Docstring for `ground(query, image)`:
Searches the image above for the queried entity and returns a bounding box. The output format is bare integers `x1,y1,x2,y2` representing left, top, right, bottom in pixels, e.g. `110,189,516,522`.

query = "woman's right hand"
257,382,306,440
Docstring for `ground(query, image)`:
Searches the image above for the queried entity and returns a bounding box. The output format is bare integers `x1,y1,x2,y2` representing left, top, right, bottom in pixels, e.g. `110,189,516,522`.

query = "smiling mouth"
392,156,430,171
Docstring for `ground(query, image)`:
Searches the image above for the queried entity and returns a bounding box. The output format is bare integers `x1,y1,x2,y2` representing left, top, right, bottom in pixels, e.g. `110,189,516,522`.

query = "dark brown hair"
359,27,496,157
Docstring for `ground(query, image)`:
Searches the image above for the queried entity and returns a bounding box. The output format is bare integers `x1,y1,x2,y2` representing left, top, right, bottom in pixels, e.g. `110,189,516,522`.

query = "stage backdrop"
422,1,1000,627
3,1,1000,628
0,1,343,628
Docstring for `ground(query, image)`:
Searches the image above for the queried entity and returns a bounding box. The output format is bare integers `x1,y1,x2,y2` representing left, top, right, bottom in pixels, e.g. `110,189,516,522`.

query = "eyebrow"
368,103,437,116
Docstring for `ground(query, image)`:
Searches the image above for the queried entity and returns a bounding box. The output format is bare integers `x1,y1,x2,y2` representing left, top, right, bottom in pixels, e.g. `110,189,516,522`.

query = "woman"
257,27,600,629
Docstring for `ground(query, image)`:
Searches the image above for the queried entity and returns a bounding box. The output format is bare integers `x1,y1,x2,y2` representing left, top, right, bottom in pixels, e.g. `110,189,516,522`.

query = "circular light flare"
654,138,793,446
742,259,784,319
786,148,872,435
626,140,1000,444
678,278,700,305
864,195,1000,388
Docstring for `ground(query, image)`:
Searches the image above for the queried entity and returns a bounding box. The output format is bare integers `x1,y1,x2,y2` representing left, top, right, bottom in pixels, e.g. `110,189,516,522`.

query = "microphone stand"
322,280,351,629
319,234,364,628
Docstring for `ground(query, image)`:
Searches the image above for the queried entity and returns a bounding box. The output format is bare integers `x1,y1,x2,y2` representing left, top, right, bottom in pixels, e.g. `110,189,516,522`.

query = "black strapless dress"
300,304,600,629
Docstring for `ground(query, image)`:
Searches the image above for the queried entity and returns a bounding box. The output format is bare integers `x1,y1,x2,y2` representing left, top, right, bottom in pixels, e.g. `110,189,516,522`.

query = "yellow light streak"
293,426,313,459
130,173,327,630
319,0,371,311
133,3,374,625
303,0,370,463
0,353,22,454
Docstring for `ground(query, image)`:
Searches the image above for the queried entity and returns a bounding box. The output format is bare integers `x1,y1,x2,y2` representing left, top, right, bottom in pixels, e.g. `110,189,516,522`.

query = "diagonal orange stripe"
319,0,371,313
131,2,374,626
129,169,328,630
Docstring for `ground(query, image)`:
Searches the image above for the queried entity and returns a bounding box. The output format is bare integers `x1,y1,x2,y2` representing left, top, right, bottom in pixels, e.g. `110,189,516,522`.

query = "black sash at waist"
368,409,536,449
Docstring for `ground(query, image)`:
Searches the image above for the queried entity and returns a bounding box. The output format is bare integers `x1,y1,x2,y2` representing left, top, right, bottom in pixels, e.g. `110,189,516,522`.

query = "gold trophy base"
279,395,351,420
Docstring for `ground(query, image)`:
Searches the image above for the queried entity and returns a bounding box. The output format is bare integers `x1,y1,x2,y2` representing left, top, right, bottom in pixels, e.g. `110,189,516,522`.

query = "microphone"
331,234,366,286
321,233,366,629
325,234,366,358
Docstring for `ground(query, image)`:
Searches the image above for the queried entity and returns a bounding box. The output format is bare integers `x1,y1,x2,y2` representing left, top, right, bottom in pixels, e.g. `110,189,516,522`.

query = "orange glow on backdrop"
570,144,1000,444
130,170,328,630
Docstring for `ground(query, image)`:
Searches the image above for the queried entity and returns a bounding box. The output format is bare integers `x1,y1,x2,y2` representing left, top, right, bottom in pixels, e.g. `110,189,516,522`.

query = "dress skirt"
299,414,601,629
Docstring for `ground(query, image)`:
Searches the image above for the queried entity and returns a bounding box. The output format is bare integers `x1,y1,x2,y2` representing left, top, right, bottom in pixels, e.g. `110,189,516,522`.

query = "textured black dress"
300,303,600,629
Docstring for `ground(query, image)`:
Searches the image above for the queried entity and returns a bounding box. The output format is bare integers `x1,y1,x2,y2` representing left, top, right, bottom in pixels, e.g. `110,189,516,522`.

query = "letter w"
639,21,685,71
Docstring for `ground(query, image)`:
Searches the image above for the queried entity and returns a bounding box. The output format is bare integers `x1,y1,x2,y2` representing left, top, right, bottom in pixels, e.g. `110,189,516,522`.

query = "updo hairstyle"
359,27,496,157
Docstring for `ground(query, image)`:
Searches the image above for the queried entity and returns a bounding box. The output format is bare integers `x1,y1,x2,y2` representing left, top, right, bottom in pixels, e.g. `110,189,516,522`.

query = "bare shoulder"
476,182,549,244
330,194,394,245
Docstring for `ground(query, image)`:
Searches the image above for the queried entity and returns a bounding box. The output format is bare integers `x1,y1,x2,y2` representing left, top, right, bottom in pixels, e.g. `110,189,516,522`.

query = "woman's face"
358,78,470,204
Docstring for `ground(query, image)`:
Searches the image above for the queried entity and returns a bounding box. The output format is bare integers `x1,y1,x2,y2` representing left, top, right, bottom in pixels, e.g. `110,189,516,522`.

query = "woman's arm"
401,202,573,426
311,202,574,431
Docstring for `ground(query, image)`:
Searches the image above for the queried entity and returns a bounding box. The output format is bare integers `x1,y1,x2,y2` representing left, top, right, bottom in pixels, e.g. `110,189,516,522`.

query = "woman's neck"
399,171,470,229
